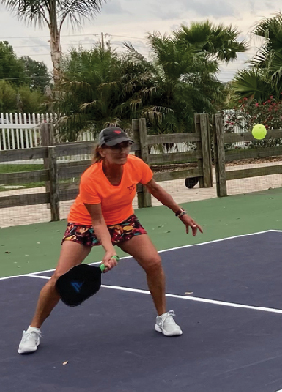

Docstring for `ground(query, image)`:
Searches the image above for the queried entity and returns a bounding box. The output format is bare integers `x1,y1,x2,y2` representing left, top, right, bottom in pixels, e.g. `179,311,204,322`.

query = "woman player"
18,126,203,354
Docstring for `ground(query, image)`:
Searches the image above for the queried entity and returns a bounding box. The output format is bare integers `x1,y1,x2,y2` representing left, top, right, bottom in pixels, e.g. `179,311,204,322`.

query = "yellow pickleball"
252,124,267,140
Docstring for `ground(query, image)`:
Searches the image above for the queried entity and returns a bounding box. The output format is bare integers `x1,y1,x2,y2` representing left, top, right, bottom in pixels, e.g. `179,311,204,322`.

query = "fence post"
40,123,53,205
199,113,213,187
48,146,60,221
132,118,152,208
40,122,53,146
194,114,204,187
213,113,227,197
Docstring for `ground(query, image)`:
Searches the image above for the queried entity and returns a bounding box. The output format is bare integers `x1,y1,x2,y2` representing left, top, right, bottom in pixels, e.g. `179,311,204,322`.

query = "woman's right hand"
102,250,118,272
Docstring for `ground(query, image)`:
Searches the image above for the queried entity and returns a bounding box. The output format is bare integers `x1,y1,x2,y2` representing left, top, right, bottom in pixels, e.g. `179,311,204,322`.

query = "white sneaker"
155,310,183,336
18,328,41,354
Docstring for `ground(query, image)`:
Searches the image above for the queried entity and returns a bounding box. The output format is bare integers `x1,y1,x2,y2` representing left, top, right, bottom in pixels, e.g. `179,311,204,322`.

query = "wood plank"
48,146,60,221
0,124,39,129
59,188,79,201
59,182,80,191
138,118,152,207
139,118,149,163
58,162,90,178
226,164,282,180
200,113,213,187
132,120,141,157
56,141,140,157
154,167,202,182
57,159,91,168
147,133,200,145
130,142,140,152
194,114,204,188
55,142,95,157
40,123,52,197
0,169,48,185
0,146,48,162
224,129,282,143
225,146,282,162
0,192,48,209
214,114,227,197
264,129,282,139
40,122,53,146
132,119,145,208
149,151,199,165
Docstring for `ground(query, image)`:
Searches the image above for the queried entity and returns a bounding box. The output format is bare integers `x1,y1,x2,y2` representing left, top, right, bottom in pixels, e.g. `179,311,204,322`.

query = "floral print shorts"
61,215,147,247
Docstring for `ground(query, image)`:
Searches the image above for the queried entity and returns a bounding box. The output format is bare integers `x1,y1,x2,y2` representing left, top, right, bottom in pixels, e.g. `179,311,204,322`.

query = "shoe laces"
160,310,176,326
22,330,41,343
164,309,175,320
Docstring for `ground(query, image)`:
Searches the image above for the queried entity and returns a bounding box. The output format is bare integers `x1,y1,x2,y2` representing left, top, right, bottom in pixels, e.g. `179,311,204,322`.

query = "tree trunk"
49,0,61,89
50,29,61,87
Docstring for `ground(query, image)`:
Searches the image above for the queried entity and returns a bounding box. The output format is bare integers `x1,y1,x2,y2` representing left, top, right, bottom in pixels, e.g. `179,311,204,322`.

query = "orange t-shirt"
68,154,153,225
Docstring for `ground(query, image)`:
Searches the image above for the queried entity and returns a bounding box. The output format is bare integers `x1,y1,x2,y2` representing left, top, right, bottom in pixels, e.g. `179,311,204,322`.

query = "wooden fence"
0,115,213,221
213,113,282,197
1,113,282,224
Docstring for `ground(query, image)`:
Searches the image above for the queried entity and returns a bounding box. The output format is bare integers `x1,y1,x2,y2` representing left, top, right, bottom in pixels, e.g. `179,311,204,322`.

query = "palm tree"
253,13,282,96
1,0,106,86
142,30,229,131
232,13,282,102
174,21,247,63
232,69,273,102
59,22,246,138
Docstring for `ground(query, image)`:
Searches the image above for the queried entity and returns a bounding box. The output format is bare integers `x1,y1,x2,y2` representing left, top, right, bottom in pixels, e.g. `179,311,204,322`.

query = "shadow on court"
1,231,282,392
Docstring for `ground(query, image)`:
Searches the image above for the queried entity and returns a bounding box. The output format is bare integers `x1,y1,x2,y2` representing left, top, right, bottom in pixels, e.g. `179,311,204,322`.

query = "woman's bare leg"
119,234,165,316
30,241,91,328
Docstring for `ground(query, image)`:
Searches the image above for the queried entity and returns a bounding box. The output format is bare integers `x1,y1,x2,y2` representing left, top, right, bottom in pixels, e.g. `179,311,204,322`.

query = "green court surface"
1,188,282,278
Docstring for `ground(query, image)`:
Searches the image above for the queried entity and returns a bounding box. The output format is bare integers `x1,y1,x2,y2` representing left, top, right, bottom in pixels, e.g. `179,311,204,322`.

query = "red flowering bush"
225,96,282,148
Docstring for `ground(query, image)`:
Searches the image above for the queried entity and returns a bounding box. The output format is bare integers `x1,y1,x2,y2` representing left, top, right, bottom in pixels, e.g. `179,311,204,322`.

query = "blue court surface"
1,230,282,392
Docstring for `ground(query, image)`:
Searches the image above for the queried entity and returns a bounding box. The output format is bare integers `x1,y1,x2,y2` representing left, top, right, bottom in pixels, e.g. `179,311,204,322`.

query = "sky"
0,0,281,82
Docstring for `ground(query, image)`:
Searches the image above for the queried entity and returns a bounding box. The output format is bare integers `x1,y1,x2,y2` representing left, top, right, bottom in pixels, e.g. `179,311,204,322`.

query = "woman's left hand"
181,215,203,236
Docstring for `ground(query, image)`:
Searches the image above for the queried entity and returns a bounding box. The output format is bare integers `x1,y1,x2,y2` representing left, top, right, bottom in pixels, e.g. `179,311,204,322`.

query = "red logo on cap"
114,130,121,134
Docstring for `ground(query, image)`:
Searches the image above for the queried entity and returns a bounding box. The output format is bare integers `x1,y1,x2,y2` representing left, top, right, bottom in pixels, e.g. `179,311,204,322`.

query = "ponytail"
92,144,103,163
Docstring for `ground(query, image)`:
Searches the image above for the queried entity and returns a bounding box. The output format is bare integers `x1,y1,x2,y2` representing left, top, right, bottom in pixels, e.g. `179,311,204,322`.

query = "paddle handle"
100,255,120,272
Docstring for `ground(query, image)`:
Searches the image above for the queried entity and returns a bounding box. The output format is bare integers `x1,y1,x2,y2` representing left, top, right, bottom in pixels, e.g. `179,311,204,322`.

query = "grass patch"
0,164,44,173
0,177,78,192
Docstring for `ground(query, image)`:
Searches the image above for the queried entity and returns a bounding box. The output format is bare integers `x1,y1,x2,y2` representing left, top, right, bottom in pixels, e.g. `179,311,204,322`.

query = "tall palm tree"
1,0,105,86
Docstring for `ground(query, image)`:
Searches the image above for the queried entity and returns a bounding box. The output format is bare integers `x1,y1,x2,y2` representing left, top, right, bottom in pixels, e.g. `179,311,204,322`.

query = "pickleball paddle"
56,257,119,307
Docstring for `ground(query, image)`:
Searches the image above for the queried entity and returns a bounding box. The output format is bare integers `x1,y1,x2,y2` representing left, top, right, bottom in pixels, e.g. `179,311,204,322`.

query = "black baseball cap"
99,127,134,147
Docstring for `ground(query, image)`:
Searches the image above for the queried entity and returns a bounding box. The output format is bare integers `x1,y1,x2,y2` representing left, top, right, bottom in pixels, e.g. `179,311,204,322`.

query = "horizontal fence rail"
224,129,282,143
147,133,201,144
0,146,49,163
225,146,282,162
226,164,282,181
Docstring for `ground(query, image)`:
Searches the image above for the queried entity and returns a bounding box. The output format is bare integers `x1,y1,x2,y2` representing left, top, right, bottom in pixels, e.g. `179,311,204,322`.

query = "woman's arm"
145,179,203,235
84,203,117,270
145,179,182,213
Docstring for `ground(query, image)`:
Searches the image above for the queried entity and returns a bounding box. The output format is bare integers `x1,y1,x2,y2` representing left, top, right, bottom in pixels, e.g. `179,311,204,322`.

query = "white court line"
1,229,281,281
26,274,282,315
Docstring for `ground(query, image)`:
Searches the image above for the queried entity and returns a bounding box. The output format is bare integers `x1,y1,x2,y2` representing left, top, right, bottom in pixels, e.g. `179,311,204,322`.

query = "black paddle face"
56,264,102,307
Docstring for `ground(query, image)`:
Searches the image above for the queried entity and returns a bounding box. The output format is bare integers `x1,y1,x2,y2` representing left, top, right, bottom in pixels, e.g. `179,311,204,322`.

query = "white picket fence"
0,113,55,150
0,112,97,151
0,112,97,164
